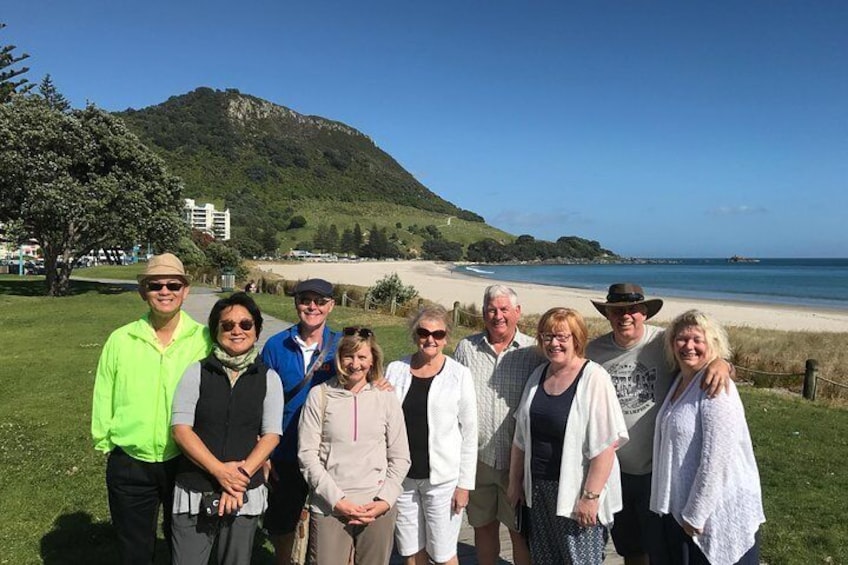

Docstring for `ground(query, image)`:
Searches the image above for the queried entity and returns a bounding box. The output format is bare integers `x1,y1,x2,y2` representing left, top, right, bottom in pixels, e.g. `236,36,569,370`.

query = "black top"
403,375,435,480
529,361,587,480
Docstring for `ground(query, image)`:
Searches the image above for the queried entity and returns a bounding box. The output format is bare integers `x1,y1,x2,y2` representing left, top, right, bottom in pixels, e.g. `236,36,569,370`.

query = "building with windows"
183,199,231,241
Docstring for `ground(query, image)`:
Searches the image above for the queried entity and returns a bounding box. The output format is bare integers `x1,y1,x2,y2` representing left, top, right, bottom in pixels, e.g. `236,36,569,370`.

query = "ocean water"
457,258,848,310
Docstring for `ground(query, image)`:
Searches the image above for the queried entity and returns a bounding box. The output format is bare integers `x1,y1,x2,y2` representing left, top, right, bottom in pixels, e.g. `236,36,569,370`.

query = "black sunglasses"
146,281,184,292
416,327,447,340
343,326,374,339
220,319,255,332
296,295,333,306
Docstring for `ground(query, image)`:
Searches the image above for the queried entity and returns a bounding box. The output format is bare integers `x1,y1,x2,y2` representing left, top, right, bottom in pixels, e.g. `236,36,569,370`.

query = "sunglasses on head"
146,281,184,292
416,327,447,340
297,295,332,306
220,319,254,332
343,326,374,339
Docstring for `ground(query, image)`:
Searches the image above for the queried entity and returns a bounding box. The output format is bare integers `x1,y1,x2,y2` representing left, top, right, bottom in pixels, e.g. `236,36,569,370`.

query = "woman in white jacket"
650,310,764,565
385,305,478,565
507,307,628,565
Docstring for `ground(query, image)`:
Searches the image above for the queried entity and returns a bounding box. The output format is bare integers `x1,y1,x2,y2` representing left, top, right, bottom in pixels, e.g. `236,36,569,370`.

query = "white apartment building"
183,199,231,241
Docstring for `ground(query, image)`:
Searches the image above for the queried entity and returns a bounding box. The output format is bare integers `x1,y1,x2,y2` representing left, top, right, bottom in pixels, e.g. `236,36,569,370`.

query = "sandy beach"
256,260,848,333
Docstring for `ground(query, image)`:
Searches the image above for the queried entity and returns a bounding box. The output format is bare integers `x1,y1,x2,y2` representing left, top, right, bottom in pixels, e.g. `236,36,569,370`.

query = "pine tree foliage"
0,23,32,102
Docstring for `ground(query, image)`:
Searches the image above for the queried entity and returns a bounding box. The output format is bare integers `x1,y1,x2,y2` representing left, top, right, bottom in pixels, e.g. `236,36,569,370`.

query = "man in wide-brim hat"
92,253,212,564
586,283,731,565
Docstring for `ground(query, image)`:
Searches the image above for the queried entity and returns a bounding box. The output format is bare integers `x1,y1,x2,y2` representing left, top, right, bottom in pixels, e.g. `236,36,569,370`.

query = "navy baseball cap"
293,278,334,298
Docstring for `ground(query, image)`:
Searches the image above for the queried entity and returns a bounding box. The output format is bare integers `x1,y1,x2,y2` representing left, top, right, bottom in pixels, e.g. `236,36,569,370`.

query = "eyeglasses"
145,281,184,292
540,333,572,344
607,305,644,316
220,319,255,332
416,327,447,340
296,295,332,306
343,326,374,338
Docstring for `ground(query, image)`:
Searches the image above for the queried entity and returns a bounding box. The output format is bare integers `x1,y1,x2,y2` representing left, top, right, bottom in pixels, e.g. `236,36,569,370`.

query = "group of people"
92,253,765,565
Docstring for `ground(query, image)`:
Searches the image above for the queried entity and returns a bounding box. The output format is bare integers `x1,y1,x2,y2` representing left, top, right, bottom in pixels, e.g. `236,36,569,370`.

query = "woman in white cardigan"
508,307,628,565
650,310,764,565
385,305,477,565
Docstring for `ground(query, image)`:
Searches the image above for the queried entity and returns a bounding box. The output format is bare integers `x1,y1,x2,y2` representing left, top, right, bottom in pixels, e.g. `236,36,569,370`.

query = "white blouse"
650,369,765,565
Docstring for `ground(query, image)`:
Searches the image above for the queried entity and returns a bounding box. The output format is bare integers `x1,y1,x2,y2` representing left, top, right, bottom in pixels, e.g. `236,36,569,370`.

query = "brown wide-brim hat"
136,253,190,283
591,283,663,320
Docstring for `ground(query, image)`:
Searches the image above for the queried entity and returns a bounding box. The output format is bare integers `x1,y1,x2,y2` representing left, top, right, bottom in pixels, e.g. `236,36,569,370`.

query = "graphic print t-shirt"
586,324,673,475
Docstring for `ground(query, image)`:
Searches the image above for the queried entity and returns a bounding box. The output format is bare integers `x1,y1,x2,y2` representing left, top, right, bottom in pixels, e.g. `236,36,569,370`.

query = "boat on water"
727,255,760,263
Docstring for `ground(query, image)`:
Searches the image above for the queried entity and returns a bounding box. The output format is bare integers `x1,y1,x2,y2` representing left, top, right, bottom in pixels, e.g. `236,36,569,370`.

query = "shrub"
366,273,418,307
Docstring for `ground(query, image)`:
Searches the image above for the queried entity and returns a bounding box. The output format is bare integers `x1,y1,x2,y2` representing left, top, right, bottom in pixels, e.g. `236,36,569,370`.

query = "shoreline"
254,260,848,333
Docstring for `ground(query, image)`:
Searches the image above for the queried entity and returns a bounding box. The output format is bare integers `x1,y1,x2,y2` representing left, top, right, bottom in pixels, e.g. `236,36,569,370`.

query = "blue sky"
4,0,847,257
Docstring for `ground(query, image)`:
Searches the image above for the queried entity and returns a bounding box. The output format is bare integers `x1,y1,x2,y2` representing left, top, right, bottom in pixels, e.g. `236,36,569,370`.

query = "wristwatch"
581,489,600,500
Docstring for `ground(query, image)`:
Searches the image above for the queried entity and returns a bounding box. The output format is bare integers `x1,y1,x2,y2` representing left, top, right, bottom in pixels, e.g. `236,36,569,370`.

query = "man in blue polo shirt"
261,278,340,564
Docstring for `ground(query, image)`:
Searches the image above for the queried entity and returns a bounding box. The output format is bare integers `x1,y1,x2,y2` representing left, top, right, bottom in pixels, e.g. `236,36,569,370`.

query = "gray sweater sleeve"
171,362,201,426
262,369,284,435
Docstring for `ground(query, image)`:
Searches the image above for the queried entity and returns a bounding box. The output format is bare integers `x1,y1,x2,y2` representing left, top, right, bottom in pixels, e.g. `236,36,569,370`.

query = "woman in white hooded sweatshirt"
385,305,478,565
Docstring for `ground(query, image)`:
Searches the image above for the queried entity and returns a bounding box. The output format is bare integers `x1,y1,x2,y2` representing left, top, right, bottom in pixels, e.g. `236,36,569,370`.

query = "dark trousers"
658,514,760,565
106,448,179,565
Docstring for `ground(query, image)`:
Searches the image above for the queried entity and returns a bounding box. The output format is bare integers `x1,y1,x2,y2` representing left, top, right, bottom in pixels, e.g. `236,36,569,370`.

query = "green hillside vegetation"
117,87,614,262
118,87,483,221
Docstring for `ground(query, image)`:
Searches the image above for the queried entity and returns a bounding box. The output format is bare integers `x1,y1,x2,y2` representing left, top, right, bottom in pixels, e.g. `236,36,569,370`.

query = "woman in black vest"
170,292,284,565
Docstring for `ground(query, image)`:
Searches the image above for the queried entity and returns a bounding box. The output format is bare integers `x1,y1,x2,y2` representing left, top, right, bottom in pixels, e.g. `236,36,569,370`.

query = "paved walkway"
79,277,623,564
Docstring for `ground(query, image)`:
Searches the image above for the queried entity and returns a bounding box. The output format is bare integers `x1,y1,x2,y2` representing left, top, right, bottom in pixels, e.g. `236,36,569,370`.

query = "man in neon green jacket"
91,253,211,565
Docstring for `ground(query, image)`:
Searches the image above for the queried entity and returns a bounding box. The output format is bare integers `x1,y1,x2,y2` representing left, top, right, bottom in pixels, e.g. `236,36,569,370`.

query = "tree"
352,223,364,250
366,273,418,306
422,239,463,261
0,23,32,102
38,74,70,112
0,96,186,295
287,215,306,230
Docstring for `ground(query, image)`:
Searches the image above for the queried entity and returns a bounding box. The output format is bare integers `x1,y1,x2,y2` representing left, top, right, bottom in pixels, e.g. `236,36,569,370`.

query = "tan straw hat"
137,253,189,283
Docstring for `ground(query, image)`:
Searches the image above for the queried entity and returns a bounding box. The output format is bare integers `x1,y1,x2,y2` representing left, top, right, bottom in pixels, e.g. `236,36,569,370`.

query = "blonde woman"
298,328,411,565
650,310,764,564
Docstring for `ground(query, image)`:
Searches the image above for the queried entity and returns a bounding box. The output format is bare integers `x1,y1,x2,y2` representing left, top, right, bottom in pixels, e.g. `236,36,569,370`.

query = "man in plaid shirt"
454,285,545,565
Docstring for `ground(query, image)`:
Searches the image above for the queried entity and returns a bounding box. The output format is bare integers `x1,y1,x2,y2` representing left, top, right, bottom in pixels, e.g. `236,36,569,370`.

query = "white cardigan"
650,370,765,565
513,360,628,527
385,355,478,489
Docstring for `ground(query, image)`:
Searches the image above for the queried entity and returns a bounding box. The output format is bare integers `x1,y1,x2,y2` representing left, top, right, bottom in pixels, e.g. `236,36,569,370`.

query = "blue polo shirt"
261,324,339,462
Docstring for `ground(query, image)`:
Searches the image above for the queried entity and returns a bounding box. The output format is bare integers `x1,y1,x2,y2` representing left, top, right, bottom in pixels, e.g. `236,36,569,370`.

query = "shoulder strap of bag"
285,335,334,402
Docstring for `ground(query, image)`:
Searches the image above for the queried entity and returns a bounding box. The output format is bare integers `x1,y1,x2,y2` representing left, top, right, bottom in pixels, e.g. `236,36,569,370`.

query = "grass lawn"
0,277,845,564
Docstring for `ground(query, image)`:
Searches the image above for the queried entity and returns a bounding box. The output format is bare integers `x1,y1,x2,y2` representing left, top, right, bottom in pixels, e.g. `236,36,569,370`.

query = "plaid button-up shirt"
454,330,545,470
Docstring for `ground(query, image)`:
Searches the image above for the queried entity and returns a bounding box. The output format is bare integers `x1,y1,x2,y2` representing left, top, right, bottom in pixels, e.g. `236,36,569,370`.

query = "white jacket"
386,355,478,489
513,360,629,527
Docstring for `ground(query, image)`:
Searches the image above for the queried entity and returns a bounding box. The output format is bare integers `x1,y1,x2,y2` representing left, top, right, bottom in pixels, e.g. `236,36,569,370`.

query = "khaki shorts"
467,461,517,530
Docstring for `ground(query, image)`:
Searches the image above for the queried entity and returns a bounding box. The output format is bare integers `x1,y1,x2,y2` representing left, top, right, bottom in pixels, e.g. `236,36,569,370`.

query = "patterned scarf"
213,344,258,385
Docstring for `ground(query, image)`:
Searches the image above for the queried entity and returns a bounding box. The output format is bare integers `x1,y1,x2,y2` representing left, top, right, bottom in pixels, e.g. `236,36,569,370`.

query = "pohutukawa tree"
0,95,186,296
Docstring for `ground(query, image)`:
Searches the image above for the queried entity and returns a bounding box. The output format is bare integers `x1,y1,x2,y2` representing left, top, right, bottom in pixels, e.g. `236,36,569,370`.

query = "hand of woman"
348,500,390,525
506,479,525,508
214,460,250,497
682,520,703,537
451,488,469,515
574,497,599,528
218,491,245,516
334,497,365,521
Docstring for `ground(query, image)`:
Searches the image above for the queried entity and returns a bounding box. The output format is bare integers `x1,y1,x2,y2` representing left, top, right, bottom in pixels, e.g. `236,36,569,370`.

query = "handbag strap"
286,334,334,402
302,383,328,510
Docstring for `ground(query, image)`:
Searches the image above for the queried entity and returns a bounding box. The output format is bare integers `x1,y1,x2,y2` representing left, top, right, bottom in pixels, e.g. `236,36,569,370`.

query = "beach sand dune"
258,260,848,333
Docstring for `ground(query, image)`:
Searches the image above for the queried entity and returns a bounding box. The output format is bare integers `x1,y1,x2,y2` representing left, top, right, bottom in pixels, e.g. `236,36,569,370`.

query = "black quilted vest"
176,354,268,492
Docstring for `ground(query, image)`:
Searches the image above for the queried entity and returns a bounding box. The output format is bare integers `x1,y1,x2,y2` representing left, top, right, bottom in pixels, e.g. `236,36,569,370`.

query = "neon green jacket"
91,311,212,462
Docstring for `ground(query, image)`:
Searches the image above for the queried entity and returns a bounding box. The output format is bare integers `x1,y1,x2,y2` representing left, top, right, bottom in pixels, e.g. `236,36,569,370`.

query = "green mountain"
117,87,614,261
